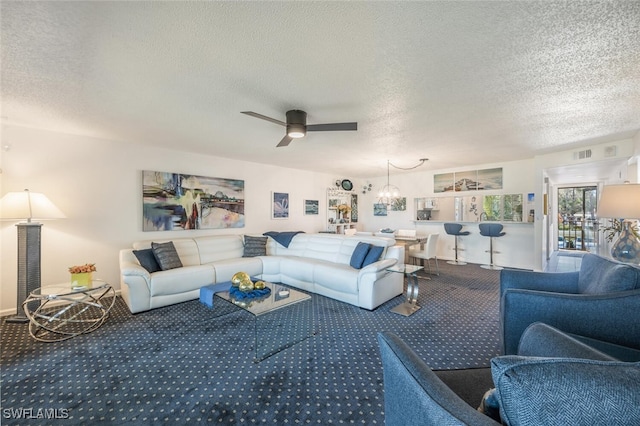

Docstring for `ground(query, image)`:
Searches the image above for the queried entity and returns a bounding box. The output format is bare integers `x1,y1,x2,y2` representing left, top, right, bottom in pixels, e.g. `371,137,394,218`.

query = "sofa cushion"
151,241,183,271
314,261,360,294
350,242,371,269
491,355,640,426
243,236,268,257
149,265,214,296
195,235,244,264
362,245,384,267
578,253,640,293
207,257,263,283
133,249,161,273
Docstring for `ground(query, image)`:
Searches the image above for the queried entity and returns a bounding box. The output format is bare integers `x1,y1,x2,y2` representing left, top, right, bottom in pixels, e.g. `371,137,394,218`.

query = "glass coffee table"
23,281,116,342
211,283,314,361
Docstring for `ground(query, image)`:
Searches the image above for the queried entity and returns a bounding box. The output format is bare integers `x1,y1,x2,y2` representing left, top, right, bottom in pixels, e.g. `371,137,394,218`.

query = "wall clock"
341,179,353,191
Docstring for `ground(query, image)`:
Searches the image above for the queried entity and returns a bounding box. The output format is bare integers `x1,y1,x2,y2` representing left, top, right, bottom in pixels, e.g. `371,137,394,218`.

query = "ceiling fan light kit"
286,110,307,138
242,109,357,147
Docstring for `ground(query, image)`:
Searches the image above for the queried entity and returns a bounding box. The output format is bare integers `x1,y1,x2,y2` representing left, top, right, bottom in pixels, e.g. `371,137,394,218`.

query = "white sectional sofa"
119,233,403,313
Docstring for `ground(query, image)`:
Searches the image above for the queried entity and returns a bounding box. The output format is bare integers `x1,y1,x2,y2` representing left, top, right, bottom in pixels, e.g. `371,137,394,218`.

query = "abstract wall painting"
304,199,319,215
142,170,245,231
272,192,289,219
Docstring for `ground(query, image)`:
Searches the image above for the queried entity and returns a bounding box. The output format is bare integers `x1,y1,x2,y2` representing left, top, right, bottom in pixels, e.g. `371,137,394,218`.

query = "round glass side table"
22,280,116,342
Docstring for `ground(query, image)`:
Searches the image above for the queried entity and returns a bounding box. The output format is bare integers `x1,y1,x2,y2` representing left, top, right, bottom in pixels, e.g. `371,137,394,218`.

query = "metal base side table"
23,281,116,342
388,264,425,317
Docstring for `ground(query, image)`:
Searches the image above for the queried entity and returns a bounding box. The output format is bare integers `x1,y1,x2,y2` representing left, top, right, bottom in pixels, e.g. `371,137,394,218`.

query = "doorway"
557,186,598,251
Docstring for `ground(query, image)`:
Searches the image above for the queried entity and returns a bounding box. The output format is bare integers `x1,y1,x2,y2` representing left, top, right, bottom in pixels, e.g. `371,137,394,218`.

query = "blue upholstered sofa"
378,323,640,425
500,253,640,360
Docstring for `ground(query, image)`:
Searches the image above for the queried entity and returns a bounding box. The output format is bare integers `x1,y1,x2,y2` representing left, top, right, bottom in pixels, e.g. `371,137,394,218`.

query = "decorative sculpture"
231,272,250,287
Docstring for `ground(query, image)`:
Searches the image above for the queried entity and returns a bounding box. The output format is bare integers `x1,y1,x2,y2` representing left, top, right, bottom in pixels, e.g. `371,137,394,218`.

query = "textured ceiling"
1,1,639,178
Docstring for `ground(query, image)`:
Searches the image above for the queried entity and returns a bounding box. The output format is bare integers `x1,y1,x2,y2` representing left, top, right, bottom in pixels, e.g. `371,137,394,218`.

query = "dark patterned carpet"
0,262,500,425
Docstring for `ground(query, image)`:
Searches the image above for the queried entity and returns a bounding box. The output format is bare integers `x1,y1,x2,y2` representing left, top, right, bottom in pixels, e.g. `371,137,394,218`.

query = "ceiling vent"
573,149,592,160
604,145,617,158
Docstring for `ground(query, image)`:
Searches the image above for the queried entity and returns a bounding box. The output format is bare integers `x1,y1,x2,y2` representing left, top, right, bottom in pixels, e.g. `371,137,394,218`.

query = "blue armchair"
500,253,640,360
378,323,640,425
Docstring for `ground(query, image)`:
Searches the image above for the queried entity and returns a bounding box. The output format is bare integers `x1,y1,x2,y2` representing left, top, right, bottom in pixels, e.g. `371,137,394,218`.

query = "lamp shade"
0,189,66,222
597,184,640,219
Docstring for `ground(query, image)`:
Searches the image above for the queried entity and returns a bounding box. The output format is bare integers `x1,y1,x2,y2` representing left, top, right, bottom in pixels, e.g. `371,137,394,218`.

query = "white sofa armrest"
121,261,151,279
359,258,398,275
119,249,153,313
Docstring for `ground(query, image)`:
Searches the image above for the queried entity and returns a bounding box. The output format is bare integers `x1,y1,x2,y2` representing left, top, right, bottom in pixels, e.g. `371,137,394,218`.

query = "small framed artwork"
373,203,387,216
390,197,406,211
304,199,319,215
272,192,289,219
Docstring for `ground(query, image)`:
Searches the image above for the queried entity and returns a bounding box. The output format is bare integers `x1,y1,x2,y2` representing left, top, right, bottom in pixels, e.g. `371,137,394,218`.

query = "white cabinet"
414,197,439,221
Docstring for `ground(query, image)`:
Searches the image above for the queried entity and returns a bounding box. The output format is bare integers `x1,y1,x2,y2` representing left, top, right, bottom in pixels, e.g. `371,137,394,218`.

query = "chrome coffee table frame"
23,281,116,342
212,283,314,362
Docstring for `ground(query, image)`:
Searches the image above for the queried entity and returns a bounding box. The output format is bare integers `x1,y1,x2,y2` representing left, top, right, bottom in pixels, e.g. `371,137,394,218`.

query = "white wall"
535,137,639,271
0,125,334,315
357,159,535,230
353,160,536,269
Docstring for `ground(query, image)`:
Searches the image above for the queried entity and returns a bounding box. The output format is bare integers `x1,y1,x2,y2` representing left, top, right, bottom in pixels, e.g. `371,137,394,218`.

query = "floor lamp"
0,189,65,323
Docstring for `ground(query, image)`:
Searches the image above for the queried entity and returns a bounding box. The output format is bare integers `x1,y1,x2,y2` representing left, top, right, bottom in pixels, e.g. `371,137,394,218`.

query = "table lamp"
596,183,640,264
0,189,65,322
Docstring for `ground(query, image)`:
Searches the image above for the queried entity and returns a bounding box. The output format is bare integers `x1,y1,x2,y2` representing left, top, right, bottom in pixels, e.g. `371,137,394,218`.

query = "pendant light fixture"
377,158,428,206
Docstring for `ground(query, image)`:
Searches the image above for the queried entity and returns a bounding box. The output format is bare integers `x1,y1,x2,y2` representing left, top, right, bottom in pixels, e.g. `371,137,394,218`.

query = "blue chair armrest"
501,289,640,355
500,269,579,295
517,323,619,361
377,332,500,426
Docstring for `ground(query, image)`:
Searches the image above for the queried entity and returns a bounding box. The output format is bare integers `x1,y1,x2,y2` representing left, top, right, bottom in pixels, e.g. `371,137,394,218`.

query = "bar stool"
479,223,506,270
444,223,470,265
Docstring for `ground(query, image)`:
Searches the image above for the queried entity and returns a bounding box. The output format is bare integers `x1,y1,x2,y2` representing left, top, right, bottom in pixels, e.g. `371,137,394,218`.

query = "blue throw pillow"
133,249,161,273
350,242,371,269
362,245,384,267
491,356,640,425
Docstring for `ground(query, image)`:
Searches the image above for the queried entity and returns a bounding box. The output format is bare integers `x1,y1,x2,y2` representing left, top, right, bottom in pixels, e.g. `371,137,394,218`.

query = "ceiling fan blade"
277,135,293,147
306,122,358,132
241,111,286,126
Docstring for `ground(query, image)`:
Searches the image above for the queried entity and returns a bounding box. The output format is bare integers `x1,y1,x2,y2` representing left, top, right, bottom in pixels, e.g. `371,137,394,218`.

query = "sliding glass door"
557,186,597,251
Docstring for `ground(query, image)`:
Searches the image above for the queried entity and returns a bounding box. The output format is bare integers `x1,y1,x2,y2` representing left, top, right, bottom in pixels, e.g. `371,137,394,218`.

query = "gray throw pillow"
151,241,183,271
491,355,640,426
243,236,268,257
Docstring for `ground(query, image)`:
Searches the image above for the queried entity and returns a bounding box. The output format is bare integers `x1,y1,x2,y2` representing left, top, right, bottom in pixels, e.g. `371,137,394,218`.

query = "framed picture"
390,197,406,211
142,170,245,231
272,192,289,219
373,203,387,216
434,173,454,193
477,167,503,190
453,170,478,191
304,199,319,215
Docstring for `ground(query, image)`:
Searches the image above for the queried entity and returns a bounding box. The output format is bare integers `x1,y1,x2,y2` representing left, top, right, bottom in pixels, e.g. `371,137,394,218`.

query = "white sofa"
119,233,403,313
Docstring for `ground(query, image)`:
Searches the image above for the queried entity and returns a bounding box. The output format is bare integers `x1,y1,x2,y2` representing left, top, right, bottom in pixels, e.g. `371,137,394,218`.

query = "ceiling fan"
241,109,358,147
